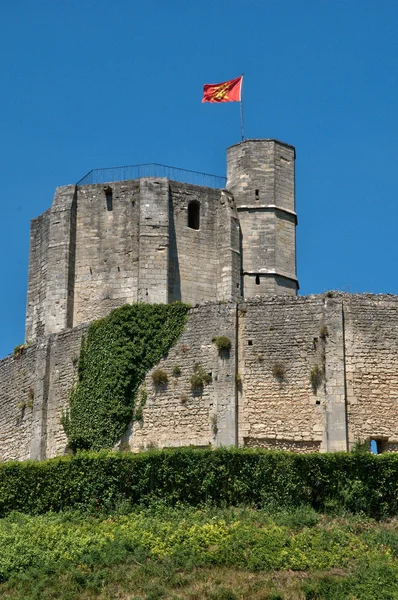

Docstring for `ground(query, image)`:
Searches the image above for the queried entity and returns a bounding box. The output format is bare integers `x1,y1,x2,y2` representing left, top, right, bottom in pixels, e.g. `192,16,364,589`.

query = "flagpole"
240,73,245,141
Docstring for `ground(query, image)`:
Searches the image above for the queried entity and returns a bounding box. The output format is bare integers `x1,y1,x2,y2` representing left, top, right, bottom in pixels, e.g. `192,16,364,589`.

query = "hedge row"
0,447,397,518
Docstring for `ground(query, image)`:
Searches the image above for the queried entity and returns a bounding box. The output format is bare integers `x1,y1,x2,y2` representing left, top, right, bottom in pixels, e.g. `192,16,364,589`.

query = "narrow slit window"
255,275,260,285
255,189,259,198
104,186,113,211
188,201,200,230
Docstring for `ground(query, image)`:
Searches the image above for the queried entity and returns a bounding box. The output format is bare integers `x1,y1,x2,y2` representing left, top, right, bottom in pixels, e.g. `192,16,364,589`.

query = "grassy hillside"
1,505,398,599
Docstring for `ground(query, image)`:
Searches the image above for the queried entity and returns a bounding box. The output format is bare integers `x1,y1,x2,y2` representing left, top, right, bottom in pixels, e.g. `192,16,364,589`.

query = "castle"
1,138,398,461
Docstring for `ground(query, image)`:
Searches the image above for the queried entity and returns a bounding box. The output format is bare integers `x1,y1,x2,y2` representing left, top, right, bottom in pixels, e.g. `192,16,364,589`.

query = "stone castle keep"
1,138,398,461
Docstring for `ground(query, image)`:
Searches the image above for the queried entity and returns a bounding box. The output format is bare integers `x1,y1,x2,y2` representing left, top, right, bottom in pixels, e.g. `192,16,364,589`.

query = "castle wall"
25,210,50,341
168,182,220,304
44,325,87,458
344,295,398,450
0,346,36,461
7,293,398,461
44,185,77,335
129,303,237,450
138,179,169,303
73,181,140,325
238,296,327,452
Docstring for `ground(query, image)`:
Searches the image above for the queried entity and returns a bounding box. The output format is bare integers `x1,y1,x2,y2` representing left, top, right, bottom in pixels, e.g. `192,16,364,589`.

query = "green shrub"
62,303,189,451
190,364,212,390
190,372,204,390
152,369,168,386
172,365,182,377
213,336,232,354
2,448,398,519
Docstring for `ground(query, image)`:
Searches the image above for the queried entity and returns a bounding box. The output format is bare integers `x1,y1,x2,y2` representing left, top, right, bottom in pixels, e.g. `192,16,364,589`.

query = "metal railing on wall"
76,163,226,189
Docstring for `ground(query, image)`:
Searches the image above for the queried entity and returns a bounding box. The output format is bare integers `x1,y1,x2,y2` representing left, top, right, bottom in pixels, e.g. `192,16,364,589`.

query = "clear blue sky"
1,0,398,358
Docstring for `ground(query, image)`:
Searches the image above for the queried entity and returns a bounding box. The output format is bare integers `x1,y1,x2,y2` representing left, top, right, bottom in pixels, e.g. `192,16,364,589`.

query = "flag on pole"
202,76,243,103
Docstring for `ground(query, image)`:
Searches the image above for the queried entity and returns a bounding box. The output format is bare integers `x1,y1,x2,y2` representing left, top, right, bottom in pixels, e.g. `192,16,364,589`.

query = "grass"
2,506,398,598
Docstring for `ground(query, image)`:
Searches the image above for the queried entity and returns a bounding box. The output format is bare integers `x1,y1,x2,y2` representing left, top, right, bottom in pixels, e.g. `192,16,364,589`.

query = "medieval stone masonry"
1,139,398,461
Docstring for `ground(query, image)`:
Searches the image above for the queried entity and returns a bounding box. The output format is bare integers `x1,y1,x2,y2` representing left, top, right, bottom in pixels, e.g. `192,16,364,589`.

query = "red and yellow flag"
202,76,242,103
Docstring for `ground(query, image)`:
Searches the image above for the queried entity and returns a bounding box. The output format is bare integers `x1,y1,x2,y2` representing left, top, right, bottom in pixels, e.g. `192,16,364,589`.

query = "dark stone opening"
104,186,113,211
188,201,200,230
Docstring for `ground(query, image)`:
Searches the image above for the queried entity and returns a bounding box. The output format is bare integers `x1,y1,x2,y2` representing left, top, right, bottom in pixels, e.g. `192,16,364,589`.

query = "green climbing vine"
62,302,189,451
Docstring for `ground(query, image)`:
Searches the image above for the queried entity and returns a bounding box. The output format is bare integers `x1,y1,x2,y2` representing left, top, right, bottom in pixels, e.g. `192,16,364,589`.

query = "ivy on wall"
62,303,189,451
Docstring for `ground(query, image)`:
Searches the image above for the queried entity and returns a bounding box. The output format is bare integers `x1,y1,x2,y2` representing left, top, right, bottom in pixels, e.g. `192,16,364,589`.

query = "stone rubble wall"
129,303,237,451
2,294,398,461
344,294,398,450
238,296,327,452
0,346,36,462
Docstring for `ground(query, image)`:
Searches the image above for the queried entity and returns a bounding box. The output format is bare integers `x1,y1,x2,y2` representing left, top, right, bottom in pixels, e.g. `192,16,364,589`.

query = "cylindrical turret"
226,139,298,297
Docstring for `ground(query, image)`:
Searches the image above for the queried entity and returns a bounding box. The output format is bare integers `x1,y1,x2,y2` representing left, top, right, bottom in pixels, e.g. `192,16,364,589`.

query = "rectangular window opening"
104,186,113,211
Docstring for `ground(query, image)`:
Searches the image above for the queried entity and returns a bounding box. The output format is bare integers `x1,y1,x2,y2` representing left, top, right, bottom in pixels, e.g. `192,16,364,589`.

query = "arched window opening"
104,186,113,211
370,439,386,454
255,275,260,285
188,201,200,230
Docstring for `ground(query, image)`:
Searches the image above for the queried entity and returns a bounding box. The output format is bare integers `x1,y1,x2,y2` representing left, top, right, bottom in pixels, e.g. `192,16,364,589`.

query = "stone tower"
25,139,298,343
226,139,298,297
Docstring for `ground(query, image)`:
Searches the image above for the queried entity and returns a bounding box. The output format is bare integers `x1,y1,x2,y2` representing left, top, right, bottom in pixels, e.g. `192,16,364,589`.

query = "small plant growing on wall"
190,372,203,390
13,344,25,359
213,336,232,356
210,414,218,435
236,373,243,390
319,325,329,340
190,364,212,391
133,387,147,424
272,362,286,382
152,369,168,387
118,441,131,452
351,440,370,454
172,365,182,377
310,364,324,393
